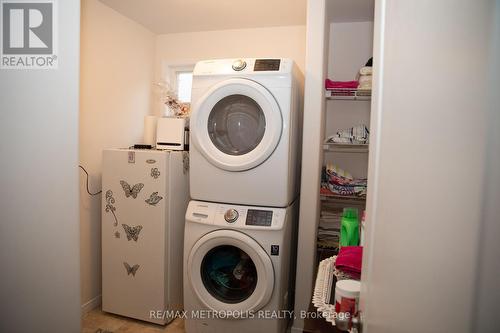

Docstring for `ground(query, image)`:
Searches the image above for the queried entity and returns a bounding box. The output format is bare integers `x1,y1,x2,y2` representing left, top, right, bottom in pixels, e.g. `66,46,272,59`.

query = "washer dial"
224,209,239,223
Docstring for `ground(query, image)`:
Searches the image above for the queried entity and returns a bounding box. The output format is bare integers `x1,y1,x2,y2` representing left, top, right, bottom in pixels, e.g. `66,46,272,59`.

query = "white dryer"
183,200,298,333
190,58,302,207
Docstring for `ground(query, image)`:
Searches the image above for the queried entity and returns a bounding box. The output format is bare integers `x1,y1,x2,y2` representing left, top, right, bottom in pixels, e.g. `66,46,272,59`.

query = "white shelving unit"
292,1,375,332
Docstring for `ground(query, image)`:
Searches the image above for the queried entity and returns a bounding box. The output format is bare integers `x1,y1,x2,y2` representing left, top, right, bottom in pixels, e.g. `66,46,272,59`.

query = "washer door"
191,78,282,171
187,230,274,313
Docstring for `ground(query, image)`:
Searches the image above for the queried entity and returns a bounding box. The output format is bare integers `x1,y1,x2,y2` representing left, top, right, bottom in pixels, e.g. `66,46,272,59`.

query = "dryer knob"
224,209,239,223
232,59,247,71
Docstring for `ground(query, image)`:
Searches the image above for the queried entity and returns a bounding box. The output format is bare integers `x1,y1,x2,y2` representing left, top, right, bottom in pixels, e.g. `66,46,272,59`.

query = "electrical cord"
79,165,102,196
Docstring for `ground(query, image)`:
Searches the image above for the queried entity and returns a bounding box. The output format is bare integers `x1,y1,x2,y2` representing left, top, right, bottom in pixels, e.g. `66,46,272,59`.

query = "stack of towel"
324,57,373,93
321,164,367,198
317,207,342,249
335,246,363,280
357,66,372,91
325,124,370,145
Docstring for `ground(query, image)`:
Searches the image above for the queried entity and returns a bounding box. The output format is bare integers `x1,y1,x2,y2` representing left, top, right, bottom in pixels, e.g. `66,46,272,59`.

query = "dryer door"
187,229,274,314
191,78,282,171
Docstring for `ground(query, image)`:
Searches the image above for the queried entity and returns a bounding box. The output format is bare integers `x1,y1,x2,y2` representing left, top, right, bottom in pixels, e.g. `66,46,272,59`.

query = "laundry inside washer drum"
207,94,266,156
200,245,258,303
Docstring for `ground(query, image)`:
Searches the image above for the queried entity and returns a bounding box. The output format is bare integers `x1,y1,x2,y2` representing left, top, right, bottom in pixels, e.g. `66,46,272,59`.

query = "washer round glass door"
187,230,274,313
191,78,282,171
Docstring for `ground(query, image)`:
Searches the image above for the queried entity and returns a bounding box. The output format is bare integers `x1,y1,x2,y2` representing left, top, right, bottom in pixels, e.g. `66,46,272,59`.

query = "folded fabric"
325,163,353,180
325,124,370,144
358,75,372,85
357,73,372,90
322,164,367,197
359,66,373,75
325,79,359,90
335,246,363,280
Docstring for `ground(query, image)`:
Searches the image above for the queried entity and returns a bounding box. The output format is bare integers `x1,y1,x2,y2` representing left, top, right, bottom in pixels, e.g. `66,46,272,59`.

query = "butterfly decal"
123,262,140,276
122,224,143,242
120,180,144,199
114,231,120,239
145,192,163,206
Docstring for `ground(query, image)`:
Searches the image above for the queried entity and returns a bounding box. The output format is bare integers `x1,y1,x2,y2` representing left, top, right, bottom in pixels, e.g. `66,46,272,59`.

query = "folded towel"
358,75,372,85
325,124,370,144
325,79,359,90
359,67,373,76
335,246,363,279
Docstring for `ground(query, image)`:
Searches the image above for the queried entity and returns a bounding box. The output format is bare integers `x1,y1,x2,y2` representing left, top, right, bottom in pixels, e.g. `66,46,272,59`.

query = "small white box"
156,118,185,150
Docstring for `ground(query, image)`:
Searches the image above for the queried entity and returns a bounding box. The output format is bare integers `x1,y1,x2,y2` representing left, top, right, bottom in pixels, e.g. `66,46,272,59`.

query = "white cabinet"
101,149,189,324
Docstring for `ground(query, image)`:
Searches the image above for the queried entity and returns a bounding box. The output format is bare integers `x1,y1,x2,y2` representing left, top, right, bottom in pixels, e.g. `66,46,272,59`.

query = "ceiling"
99,0,307,34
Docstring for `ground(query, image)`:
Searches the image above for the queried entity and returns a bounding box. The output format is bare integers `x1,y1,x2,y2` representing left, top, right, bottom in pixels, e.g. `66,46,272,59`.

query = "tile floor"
82,308,185,333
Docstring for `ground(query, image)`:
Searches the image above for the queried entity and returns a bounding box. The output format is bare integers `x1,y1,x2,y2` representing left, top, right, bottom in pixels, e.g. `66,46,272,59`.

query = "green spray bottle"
340,208,359,247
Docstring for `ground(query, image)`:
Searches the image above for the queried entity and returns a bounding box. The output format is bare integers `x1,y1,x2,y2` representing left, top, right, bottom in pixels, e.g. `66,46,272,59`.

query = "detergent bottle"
340,208,359,247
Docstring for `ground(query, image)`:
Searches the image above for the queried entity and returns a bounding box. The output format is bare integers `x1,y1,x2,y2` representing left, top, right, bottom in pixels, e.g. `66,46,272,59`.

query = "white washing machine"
190,58,302,207
183,200,298,333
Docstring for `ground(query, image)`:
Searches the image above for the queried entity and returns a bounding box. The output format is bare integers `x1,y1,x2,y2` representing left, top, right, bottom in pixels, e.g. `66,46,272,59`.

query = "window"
165,64,194,103
176,71,193,103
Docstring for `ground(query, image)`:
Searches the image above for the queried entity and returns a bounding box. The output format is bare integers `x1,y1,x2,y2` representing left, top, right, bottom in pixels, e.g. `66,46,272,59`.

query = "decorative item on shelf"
154,81,190,119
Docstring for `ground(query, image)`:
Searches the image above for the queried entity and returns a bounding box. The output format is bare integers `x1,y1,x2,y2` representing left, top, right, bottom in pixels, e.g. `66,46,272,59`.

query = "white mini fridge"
101,149,189,324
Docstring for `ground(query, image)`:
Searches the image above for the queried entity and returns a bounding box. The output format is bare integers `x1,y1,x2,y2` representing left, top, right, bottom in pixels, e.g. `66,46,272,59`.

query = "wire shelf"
323,143,369,153
320,193,366,205
326,88,371,101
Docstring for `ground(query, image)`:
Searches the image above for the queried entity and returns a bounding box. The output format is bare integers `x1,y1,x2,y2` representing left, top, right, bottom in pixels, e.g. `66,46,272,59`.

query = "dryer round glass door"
191,78,282,171
187,230,274,314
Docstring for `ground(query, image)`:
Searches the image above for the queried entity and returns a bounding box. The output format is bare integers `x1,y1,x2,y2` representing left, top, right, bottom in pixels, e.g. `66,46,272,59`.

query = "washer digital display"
245,209,273,226
254,59,280,71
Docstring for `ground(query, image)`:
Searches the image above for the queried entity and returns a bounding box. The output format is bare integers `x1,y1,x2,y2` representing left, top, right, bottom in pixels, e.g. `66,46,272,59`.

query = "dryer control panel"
186,200,287,230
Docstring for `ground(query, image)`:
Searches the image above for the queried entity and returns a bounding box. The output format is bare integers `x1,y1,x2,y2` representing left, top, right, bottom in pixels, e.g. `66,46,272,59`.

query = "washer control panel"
224,209,239,223
245,209,273,226
186,201,286,230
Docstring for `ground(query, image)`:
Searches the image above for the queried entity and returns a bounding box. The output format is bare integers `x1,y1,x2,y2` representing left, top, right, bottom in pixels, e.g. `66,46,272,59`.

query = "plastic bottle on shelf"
360,210,366,246
340,208,359,247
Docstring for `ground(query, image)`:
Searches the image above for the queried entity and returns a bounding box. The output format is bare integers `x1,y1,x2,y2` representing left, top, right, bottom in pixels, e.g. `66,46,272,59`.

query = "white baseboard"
81,295,101,315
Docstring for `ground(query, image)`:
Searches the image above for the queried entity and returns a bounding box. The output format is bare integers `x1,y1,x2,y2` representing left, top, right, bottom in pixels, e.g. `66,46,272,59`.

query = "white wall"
79,0,155,311
154,26,306,114
362,0,499,332
0,0,81,331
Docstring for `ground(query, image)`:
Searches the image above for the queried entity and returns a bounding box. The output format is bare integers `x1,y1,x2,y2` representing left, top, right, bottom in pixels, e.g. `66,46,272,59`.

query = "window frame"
165,63,195,103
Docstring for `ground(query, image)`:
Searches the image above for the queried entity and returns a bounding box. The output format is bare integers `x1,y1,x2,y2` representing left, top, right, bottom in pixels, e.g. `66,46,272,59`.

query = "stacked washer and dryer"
184,58,302,333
